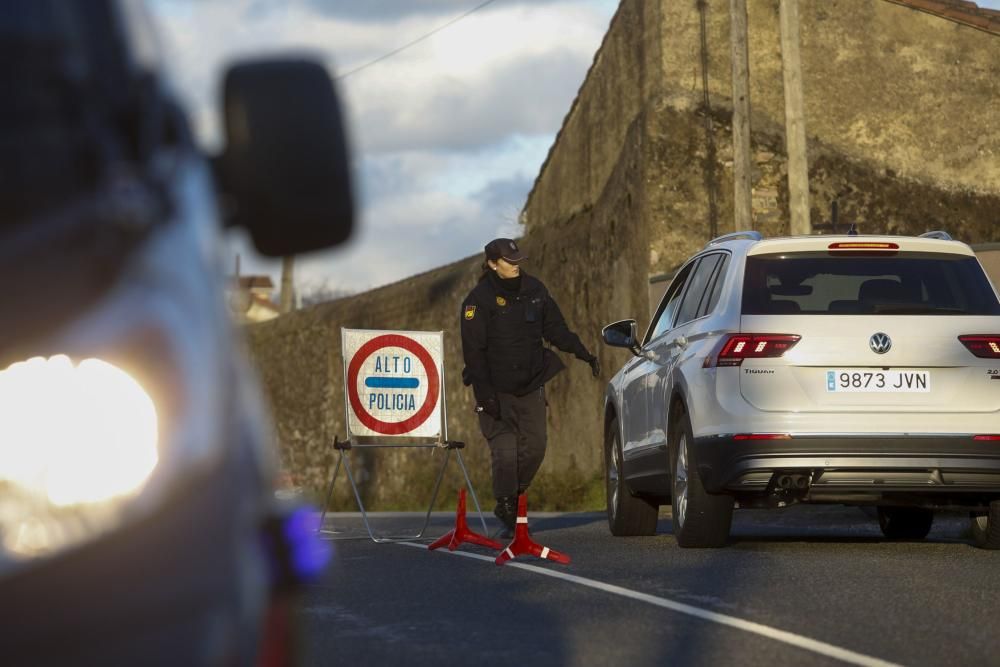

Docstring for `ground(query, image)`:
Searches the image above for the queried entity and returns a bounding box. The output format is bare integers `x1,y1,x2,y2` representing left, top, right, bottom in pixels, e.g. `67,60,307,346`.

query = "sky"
148,0,620,299
148,0,1000,299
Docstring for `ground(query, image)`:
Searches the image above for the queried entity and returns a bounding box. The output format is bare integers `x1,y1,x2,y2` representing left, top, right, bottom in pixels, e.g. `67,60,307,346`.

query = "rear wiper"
872,305,965,315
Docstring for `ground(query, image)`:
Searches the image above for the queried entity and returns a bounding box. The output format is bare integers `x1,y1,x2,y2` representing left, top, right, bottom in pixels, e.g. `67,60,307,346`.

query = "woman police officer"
460,238,600,536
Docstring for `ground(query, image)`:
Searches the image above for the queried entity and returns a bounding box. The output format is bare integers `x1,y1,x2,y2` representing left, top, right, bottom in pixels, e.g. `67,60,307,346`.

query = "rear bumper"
694,434,1000,495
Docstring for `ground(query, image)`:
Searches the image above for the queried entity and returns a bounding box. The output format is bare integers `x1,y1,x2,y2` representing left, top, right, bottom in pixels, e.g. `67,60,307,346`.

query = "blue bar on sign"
365,377,420,389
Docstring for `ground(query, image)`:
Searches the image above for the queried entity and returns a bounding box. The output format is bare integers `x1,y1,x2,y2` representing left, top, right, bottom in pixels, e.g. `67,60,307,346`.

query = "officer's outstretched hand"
588,355,601,378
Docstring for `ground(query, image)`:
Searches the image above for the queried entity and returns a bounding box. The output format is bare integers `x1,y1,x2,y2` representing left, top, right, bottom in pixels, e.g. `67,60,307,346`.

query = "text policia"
366,354,419,412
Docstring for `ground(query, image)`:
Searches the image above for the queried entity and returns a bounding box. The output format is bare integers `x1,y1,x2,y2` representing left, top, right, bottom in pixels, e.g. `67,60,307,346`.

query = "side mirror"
602,319,640,356
216,58,354,257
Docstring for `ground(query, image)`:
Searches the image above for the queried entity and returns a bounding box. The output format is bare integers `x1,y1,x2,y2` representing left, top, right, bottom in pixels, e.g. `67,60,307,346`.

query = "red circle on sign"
346,334,440,435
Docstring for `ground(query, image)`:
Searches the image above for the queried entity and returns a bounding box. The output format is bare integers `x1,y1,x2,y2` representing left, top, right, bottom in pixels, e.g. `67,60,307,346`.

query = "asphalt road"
300,505,1000,666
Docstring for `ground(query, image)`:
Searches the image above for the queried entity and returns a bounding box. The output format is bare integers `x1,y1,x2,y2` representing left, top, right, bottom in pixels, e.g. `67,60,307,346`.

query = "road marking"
399,542,900,667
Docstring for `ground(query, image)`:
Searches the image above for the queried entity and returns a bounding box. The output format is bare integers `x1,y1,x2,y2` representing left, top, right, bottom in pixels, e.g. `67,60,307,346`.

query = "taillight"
827,242,899,257
973,435,1000,441
704,334,801,367
828,242,899,251
959,335,1000,359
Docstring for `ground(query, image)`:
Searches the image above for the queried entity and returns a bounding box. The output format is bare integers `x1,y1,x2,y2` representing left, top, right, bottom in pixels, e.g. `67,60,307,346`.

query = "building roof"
251,293,279,310
883,0,1000,35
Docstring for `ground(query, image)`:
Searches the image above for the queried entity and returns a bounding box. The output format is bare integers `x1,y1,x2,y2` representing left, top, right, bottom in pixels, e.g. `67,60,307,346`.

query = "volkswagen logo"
869,332,892,354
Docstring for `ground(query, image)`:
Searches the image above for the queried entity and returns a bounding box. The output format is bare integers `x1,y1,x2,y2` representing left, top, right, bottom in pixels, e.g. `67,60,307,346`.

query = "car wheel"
970,501,1000,550
605,416,658,536
669,409,733,548
877,507,933,540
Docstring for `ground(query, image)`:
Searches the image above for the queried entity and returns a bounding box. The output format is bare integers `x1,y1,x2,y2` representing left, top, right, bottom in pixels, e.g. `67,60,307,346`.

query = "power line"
336,0,500,80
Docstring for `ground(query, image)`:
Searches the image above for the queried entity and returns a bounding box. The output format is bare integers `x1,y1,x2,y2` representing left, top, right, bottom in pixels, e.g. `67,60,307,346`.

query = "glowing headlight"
0,355,159,557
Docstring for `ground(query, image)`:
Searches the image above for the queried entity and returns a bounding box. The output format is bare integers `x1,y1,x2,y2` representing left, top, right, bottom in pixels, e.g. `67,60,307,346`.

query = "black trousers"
477,386,547,499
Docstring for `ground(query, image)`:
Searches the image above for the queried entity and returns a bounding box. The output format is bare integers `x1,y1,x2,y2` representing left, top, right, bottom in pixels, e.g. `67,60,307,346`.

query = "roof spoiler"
704,230,763,249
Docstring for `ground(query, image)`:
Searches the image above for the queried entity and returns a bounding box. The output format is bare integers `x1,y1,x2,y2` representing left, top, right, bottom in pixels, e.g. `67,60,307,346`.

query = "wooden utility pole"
280,256,295,314
730,0,753,232
779,0,811,235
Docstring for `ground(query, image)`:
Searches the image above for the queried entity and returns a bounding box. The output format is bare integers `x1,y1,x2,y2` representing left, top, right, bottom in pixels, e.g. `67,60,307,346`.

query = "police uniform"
460,238,599,532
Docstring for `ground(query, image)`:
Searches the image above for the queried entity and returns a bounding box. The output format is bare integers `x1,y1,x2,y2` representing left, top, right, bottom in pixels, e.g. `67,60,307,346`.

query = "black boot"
493,496,516,539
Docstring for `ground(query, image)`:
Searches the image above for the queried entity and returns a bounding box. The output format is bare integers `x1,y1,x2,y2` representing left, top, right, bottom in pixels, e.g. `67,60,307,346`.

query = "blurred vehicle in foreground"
0,1,352,663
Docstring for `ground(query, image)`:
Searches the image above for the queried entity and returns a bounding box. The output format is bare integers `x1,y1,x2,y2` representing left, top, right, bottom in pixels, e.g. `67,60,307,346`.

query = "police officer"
461,238,600,536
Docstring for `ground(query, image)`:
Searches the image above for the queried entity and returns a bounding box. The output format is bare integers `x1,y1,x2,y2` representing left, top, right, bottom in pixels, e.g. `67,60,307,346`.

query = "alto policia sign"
342,329,444,439
323,328,487,543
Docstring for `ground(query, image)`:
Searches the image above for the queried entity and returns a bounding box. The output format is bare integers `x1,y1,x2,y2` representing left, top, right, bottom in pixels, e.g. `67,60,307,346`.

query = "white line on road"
399,542,901,667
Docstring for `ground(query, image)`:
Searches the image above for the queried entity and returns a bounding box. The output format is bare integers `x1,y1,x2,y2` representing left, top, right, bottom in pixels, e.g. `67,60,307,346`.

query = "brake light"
733,433,792,440
828,242,899,250
704,334,801,367
973,435,1000,441
827,241,899,257
958,335,1000,359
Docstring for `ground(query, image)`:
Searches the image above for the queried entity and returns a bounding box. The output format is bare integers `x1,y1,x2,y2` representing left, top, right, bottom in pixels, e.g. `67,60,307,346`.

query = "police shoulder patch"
495,296,507,307
464,305,476,320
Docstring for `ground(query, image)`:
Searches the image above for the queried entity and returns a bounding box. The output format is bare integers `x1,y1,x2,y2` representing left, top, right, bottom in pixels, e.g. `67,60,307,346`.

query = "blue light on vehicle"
279,506,331,584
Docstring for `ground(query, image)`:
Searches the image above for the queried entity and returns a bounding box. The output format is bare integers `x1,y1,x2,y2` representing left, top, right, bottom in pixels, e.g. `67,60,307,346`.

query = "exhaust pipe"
774,473,810,491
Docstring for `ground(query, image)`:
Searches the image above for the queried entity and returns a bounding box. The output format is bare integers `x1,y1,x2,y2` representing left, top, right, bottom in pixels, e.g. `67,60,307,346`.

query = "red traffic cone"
495,494,571,566
428,488,503,552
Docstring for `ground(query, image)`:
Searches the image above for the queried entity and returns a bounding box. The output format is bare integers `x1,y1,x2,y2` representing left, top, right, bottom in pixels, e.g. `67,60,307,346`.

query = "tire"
605,417,658,536
877,507,934,540
970,501,1000,550
669,409,733,548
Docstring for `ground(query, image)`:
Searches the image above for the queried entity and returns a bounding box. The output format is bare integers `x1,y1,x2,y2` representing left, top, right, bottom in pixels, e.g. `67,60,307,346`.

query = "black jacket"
460,271,592,402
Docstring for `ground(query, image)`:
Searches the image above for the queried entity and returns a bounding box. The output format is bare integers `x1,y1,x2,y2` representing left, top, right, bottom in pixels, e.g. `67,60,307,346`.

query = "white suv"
601,231,1000,549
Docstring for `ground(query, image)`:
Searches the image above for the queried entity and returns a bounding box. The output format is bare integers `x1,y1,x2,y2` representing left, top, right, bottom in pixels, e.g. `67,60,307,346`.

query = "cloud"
285,162,532,292
471,172,533,231
297,190,487,292
347,48,589,154
299,0,570,23
301,0,485,22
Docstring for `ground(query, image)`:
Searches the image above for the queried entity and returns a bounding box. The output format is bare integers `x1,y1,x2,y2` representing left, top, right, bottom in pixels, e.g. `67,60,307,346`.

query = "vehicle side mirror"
602,319,641,356
215,58,354,257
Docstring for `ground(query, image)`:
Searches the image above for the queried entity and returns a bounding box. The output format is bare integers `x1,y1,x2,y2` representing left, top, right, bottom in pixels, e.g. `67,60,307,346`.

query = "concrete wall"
248,0,1000,510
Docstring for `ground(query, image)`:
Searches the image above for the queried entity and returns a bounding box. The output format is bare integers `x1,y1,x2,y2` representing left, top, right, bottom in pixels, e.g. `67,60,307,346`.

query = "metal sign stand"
316,438,487,543
316,330,488,542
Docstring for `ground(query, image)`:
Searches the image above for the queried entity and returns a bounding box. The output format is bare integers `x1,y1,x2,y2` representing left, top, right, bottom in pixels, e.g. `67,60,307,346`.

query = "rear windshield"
742,252,1000,315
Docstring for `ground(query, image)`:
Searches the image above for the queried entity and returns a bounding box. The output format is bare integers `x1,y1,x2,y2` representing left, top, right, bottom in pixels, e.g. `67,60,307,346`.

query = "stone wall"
522,0,663,231
644,102,1000,279
642,0,1000,285
655,0,999,195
